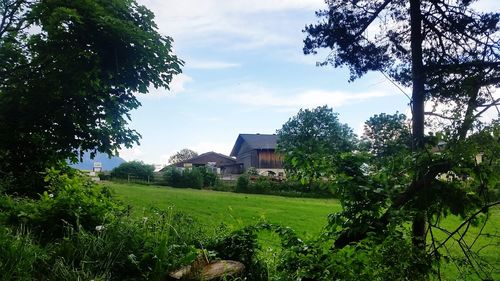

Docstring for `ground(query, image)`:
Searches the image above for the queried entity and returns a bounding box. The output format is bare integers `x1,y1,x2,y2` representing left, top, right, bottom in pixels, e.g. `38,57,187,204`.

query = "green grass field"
106,181,340,238
106,182,499,279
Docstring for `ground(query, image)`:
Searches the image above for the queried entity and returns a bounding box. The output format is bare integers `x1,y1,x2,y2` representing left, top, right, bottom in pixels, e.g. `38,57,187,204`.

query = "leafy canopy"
276,105,356,184
362,112,411,158
0,0,182,190
297,0,500,279
110,161,154,181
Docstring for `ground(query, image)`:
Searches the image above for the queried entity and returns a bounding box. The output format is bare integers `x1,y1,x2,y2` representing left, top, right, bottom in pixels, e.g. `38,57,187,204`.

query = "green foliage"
42,209,202,281
235,175,250,193
111,161,155,181
277,105,356,184
181,168,204,189
301,1,500,279
0,226,45,281
162,167,183,186
0,170,208,280
198,166,219,187
1,169,123,241
362,112,411,158
208,225,268,281
0,207,204,280
277,227,429,281
235,174,334,198
0,0,182,193
162,166,217,189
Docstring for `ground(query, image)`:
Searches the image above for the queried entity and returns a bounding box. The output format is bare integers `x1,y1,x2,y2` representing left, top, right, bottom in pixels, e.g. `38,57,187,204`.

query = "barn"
229,133,284,177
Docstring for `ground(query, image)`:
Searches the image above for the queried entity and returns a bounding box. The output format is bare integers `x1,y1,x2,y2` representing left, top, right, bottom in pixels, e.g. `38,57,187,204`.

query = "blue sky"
121,0,499,165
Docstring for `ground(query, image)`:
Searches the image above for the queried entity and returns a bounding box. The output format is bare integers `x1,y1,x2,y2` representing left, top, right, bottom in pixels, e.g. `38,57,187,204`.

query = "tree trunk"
410,0,426,248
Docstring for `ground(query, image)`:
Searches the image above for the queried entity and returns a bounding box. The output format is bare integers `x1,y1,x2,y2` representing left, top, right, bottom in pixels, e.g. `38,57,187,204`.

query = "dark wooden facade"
230,134,283,172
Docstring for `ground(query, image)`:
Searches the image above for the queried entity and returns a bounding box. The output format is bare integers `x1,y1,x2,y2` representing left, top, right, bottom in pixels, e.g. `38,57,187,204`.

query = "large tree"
168,148,198,164
0,0,182,192
111,161,155,182
277,105,356,183
302,0,499,278
362,112,411,158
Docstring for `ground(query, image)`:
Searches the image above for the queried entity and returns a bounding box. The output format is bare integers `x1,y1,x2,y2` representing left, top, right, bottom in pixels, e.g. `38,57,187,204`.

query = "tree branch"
424,111,458,121
352,0,392,39
430,201,500,255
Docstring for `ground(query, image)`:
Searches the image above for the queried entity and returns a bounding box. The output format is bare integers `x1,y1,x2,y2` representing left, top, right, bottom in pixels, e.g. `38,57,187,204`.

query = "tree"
111,161,154,181
168,149,198,164
362,112,411,158
0,0,182,192
303,0,499,278
276,105,356,183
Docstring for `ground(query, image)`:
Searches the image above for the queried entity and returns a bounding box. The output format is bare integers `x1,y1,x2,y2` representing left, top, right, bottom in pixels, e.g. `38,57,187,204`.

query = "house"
229,133,284,177
161,151,238,175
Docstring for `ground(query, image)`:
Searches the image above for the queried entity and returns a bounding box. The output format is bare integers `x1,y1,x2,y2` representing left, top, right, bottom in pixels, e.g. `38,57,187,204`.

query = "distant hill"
69,152,126,171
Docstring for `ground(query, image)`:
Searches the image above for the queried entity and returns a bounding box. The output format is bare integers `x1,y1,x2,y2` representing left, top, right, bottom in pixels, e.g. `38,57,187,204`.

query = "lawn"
107,182,499,279
106,181,340,238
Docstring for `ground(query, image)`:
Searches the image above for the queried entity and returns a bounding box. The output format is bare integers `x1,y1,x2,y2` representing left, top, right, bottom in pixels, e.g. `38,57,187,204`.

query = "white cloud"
138,0,324,50
204,82,395,111
190,141,234,156
355,121,366,137
137,73,193,100
169,73,193,94
118,147,144,161
187,60,240,70
471,1,500,13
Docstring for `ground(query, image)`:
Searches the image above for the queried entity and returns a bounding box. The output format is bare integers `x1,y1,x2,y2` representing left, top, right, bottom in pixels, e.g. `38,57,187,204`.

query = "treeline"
106,161,336,198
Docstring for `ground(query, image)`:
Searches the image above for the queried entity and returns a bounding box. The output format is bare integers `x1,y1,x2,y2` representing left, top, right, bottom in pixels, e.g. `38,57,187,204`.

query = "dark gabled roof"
168,151,236,168
230,134,278,157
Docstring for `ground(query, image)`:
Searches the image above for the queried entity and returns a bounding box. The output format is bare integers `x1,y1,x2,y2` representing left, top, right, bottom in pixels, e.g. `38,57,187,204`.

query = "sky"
119,0,499,165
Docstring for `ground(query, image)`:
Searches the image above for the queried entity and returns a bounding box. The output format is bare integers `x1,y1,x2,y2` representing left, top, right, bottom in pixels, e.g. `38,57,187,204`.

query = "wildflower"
49,194,54,198
95,225,105,231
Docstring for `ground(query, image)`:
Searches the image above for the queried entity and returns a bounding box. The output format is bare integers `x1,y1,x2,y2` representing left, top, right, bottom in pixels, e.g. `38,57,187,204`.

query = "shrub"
43,209,202,281
198,167,219,187
208,225,268,281
2,169,123,241
163,167,218,189
213,180,235,192
162,167,183,186
181,168,204,189
235,175,250,193
111,161,155,181
277,231,430,281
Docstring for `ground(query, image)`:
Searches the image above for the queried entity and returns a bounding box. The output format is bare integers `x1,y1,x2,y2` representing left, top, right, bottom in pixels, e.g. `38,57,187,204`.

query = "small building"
162,151,238,175
229,133,284,177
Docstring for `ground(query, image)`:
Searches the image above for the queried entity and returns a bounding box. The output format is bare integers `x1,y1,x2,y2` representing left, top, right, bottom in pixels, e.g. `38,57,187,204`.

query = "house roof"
230,134,278,157
165,151,237,169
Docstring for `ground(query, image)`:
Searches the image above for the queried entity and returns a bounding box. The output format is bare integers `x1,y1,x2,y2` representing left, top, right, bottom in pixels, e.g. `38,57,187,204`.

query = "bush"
233,174,335,198
162,167,218,189
1,169,123,241
42,209,203,281
208,225,268,281
236,175,250,193
212,180,235,192
198,167,219,187
277,228,429,281
162,167,183,186
111,161,155,181
181,168,204,189
1,180,206,281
